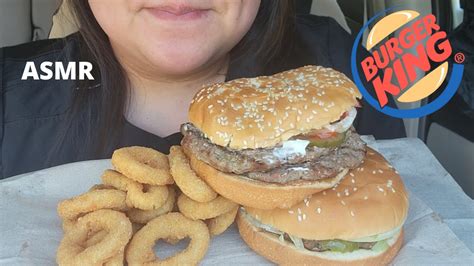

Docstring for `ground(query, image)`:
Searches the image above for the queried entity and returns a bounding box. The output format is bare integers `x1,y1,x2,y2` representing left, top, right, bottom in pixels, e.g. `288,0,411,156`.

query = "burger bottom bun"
187,151,348,210
236,210,404,266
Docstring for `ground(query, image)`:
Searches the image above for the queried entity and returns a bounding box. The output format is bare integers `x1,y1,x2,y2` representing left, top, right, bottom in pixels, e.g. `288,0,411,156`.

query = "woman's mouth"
146,5,211,21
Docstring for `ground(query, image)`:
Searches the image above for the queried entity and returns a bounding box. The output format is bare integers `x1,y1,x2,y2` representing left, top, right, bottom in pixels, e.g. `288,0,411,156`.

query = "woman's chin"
146,51,223,77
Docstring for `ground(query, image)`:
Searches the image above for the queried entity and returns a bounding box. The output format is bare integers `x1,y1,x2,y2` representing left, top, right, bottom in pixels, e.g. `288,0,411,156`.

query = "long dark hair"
60,0,295,158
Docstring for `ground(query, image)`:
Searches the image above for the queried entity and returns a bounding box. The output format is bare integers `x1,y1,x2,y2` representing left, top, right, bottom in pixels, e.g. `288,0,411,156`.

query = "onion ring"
177,194,238,220
127,186,177,224
62,219,76,232
84,230,109,248
57,189,127,221
169,146,217,203
88,184,115,191
103,250,124,266
85,227,126,266
111,146,174,186
125,212,210,265
101,170,169,210
56,209,132,266
81,227,126,265
207,206,239,236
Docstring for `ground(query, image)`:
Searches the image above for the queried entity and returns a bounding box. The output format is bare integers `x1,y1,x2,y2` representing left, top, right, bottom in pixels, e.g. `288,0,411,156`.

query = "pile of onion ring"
57,145,240,265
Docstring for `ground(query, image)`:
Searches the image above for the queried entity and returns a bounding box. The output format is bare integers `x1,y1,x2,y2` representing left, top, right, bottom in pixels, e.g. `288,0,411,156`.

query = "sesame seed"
350,211,355,217
337,192,341,197
364,196,369,200
351,178,355,183
372,170,377,174
322,191,327,195
288,210,294,214
349,173,355,177
341,200,346,206
297,215,302,222
302,214,307,220
316,207,321,214
297,208,302,214
378,170,383,173
353,187,358,191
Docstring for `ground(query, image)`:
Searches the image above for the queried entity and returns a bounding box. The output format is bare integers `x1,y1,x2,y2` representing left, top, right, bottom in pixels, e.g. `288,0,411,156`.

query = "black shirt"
0,15,405,179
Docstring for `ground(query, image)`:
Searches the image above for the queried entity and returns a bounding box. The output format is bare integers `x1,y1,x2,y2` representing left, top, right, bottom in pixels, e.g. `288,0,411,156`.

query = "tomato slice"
313,130,339,139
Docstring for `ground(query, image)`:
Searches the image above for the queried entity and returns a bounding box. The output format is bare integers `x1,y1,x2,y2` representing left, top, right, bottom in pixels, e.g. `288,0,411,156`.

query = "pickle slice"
307,131,347,148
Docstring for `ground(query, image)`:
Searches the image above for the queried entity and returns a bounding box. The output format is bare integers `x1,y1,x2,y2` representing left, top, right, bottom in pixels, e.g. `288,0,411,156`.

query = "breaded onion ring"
84,230,108,248
177,194,238,220
125,212,210,265
101,170,169,210
81,229,126,266
62,219,76,232
207,206,239,236
103,250,124,266
85,227,126,266
88,184,115,191
56,210,132,266
127,186,177,224
57,189,127,221
169,146,217,203
111,146,174,186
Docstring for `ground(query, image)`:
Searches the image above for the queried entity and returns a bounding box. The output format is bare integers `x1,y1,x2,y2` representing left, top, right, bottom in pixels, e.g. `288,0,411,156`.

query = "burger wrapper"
0,138,473,265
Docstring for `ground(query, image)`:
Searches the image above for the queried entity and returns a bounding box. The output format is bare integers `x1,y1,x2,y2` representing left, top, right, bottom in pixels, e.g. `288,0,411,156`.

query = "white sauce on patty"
273,139,310,159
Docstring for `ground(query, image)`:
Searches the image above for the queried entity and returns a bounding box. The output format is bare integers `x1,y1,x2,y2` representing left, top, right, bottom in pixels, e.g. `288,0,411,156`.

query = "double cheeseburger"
237,149,409,265
181,65,366,209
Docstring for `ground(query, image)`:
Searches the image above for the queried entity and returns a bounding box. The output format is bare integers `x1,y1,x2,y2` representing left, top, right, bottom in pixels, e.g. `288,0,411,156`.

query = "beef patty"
181,123,366,184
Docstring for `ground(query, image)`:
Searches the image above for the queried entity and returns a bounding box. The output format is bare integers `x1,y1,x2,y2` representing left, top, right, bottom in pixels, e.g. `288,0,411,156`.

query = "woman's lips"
146,6,210,21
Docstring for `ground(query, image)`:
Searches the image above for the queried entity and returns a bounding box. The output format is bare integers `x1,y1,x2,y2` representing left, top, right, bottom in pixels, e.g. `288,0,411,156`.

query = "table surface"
1,137,473,265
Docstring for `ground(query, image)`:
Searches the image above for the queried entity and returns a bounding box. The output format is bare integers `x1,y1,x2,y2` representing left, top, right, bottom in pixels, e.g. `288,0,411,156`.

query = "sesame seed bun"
237,211,404,266
244,148,408,240
186,149,348,209
189,65,361,149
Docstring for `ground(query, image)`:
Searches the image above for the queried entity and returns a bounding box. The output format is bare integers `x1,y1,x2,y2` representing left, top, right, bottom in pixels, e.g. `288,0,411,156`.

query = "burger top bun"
188,65,361,149
245,148,409,241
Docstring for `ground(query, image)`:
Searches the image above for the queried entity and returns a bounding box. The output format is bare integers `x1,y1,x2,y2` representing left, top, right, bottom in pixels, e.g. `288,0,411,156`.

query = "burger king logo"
351,9,465,118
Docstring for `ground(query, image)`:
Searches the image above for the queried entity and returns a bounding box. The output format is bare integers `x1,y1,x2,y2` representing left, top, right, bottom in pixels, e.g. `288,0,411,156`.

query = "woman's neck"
122,56,228,137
